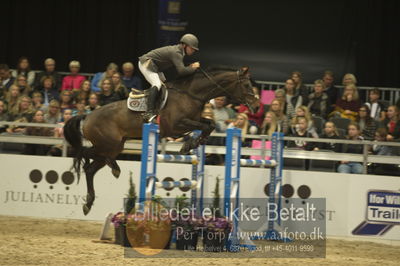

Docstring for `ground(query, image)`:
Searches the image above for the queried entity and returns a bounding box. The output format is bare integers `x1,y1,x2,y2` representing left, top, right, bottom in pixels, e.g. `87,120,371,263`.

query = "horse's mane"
167,65,239,90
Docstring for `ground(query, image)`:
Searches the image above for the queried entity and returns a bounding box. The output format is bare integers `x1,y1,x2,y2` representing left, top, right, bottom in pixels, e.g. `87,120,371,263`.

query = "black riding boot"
144,86,158,122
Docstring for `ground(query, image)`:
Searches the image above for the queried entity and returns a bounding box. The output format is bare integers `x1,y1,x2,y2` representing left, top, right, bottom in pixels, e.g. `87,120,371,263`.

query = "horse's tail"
63,114,87,183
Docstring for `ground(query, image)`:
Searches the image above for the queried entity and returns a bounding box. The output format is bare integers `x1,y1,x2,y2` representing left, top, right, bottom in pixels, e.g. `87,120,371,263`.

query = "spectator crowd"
0,56,399,175
0,57,142,156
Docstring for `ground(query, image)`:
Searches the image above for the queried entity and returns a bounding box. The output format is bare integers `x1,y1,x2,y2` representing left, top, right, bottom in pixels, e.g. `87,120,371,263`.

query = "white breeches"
138,60,165,91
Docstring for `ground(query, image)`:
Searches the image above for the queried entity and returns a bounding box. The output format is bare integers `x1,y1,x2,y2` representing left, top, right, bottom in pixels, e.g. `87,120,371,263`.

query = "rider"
138,33,200,121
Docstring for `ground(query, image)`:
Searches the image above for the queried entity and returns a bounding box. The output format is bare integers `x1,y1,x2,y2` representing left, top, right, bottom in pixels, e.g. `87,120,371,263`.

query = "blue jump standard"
138,123,205,213
224,128,291,252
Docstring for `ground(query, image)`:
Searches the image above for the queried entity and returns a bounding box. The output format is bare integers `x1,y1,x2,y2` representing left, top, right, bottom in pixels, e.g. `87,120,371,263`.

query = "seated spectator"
287,116,316,150
314,121,343,152
337,122,363,174
59,91,75,112
23,110,53,155
322,70,340,113
33,58,62,90
342,73,357,86
61,61,86,91
85,93,101,113
365,88,386,121
291,71,309,106
4,85,21,112
11,56,35,87
6,96,35,134
98,78,120,106
38,76,60,106
111,72,129,100
308,79,329,119
31,91,44,111
357,105,378,140
290,106,318,138
274,88,286,107
212,96,236,133
283,78,302,120
44,100,62,124
331,84,361,121
228,113,257,146
48,109,73,156
381,105,400,142
14,74,32,96
0,100,9,133
72,98,89,116
121,62,143,90
237,94,264,128
0,64,16,95
259,111,281,135
269,99,289,135
73,80,91,103
370,128,397,175
91,63,118,93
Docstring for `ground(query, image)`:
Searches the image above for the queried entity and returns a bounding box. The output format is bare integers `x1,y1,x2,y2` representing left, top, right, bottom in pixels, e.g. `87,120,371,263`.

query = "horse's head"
228,67,257,107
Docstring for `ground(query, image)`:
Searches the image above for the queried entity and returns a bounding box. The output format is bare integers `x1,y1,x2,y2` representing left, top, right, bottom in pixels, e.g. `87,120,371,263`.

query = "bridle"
199,67,254,106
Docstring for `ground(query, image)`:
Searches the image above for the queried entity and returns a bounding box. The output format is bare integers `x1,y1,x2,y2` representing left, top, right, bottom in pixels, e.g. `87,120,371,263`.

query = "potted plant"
172,195,200,250
125,171,137,213
112,172,137,247
200,176,232,252
200,216,232,252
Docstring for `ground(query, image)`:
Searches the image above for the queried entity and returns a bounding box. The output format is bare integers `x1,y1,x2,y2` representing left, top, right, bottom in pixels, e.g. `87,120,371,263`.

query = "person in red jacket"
237,87,264,127
238,97,264,128
61,61,86,91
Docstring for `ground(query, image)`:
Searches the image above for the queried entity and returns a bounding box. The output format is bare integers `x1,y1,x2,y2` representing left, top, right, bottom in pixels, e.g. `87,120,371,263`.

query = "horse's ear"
239,66,250,77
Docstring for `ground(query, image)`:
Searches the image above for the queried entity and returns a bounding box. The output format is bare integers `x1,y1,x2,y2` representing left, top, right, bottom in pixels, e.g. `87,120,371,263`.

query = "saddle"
127,86,168,112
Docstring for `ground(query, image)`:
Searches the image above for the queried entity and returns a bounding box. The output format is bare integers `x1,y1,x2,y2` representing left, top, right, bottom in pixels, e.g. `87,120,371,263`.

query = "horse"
63,66,256,215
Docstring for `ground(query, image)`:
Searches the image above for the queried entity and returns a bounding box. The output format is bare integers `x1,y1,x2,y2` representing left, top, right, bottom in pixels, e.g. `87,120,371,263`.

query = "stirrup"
148,115,157,123
142,112,157,123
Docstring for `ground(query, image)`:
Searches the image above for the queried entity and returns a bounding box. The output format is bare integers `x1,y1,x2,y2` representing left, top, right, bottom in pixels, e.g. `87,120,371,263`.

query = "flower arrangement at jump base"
111,172,138,247
171,196,202,250
120,196,172,249
199,176,233,252
111,212,131,247
199,216,232,252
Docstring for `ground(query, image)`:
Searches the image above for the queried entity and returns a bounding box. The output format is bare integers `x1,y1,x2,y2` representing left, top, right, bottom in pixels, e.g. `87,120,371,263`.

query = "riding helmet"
180,34,199,51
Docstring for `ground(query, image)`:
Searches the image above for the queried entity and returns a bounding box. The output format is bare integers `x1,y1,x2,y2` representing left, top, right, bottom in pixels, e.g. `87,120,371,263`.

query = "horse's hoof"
83,204,91,215
112,169,120,178
180,145,191,155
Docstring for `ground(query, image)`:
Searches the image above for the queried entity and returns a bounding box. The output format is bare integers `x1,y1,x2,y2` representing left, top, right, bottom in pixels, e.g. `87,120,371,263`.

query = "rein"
199,67,251,106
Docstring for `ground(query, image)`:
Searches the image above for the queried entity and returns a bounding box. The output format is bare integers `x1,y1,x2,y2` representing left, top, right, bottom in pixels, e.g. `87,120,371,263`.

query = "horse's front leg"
177,118,215,154
198,118,215,145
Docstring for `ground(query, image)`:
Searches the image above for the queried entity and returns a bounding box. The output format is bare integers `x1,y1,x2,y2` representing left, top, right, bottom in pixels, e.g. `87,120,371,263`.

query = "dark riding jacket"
139,44,195,76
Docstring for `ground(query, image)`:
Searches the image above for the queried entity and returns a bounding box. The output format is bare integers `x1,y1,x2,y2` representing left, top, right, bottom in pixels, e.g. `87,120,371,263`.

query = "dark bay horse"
63,67,256,215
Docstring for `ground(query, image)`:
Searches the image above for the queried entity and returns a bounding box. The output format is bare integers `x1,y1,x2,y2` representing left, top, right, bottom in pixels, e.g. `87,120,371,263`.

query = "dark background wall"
1,0,399,87
0,0,158,75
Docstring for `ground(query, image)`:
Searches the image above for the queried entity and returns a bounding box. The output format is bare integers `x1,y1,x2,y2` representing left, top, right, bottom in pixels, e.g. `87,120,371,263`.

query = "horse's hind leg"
106,159,121,178
83,158,106,215
105,139,125,178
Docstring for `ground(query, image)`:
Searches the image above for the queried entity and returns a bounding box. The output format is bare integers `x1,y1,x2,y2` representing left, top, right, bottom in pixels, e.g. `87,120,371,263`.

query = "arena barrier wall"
0,154,399,241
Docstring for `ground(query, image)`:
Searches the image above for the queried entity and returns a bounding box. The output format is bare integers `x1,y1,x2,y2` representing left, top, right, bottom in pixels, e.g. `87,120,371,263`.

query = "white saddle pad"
127,96,147,112
126,89,168,112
